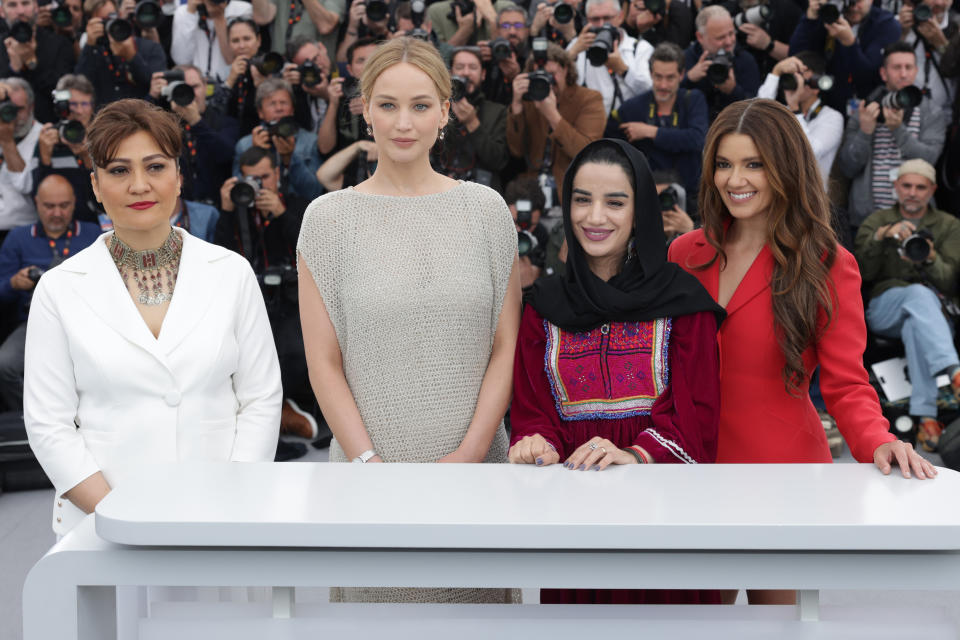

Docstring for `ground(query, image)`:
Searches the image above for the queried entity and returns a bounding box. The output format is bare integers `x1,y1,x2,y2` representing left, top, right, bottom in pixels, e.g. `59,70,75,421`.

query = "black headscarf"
527,138,724,333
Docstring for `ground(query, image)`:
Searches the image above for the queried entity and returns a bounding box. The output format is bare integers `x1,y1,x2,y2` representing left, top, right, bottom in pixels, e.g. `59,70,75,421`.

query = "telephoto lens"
365,0,388,21
251,52,284,75
106,14,134,41
586,25,618,67
818,2,841,24
451,75,468,101
230,176,262,208
517,229,538,257
0,101,20,123
134,0,162,27
900,231,932,263
523,70,553,101
733,4,770,27
299,61,324,87
51,5,73,27
659,186,678,211
913,3,932,21
27,267,46,283
553,2,574,23
490,38,513,61
706,49,733,85
880,86,923,110
59,120,86,145
10,20,33,43
265,116,299,138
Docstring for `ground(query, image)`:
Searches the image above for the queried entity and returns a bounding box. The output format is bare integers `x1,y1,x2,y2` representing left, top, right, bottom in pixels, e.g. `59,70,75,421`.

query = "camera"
447,0,475,20
408,0,430,39
52,89,86,144
659,186,678,211
641,0,666,15
0,100,20,124
27,267,46,283
134,0,163,28
298,60,324,87
10,20,33,43
251,51,284,76
515,199,533,229
898,228,933,263
779,71,834,92
876,86,924,110
104,13,134,41
366,0,389,22
817,0,848,25
451,75,468,101
553,1,574,24
706,49,733,85
263,116,299,138
230,175,262,208
160,69,195,107
490,38,513,61
518,229,539,257
733,4,770,27
586,24,619,66
913,2,933,21
524,70,553,101
49,2,73,28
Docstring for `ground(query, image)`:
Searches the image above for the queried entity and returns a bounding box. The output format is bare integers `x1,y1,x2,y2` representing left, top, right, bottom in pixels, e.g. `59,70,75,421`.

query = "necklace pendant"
138,292,150,305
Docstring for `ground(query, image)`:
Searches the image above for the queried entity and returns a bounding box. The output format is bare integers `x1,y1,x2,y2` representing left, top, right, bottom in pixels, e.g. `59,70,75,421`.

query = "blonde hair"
360,37,452,104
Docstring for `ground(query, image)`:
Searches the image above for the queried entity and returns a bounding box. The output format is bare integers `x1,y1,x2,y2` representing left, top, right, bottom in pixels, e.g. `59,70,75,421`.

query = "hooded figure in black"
508,138,725,606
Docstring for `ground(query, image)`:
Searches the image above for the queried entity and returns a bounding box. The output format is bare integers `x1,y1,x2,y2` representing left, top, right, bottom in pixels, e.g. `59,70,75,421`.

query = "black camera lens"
59,120,86,145
451,75,468,101
659,187,678,212
524,70,553,101
902,234,931,262
0,101,20,123
365,0,388,21
518,230,535,257
107,16,133,41
252,52,284,76
267,116,299,138
586,25,617,66
169,82,196,106
27,267,45,283
914,3,932,21
490,38,512,61
706,50,733,85
230,176,261,207
10,20,33,43
299,62,323,87
553,2,574,23
52,5,73,27
134,0,162,27
818,3,840,23
881,86,923,110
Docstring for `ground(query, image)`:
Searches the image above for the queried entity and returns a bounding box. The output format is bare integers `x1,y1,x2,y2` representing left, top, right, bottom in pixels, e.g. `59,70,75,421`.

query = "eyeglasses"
69,100,92,109
498,21,526,29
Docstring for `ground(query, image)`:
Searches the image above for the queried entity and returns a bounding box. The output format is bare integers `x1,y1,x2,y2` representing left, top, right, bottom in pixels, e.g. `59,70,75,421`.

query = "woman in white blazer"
24,99,282,536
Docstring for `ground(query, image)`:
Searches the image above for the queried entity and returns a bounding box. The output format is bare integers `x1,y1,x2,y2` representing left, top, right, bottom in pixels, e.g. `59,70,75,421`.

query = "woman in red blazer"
668,99,937,603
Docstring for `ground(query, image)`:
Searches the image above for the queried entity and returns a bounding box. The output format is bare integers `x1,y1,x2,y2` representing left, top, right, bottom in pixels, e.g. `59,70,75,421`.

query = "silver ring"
588,442,599,451
894,233,901,241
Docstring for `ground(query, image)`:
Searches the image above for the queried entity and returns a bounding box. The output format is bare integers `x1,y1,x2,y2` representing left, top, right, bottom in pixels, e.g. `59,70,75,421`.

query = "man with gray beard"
0,78,42,242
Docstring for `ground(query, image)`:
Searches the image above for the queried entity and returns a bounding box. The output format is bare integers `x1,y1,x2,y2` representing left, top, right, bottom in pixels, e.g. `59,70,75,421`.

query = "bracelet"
764,39,775,54
352,449,376,463
624,447,644,463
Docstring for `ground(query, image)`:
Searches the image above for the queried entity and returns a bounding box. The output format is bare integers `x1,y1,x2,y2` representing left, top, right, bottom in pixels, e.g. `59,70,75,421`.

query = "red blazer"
668,230,894,463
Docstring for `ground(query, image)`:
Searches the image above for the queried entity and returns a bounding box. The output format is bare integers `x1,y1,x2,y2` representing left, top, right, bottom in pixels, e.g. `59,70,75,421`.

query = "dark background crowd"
1,0,959,453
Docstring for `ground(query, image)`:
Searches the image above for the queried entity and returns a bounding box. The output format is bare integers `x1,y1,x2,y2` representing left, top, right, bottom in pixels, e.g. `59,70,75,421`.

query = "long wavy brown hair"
694,99,838,395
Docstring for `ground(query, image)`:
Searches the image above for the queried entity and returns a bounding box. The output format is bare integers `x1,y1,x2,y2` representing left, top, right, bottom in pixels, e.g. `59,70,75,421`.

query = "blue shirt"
0,221,101,322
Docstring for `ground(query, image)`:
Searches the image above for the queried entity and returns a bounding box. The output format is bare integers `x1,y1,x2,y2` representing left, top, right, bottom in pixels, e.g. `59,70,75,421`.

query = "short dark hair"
651,169,681,185
882,41,916,66
451,47,483,68
286,35,315,63
347,37,381,65
503,176,545,213
794,51,826,78
86,99,182,169
649,42,684,74
237,145,276,169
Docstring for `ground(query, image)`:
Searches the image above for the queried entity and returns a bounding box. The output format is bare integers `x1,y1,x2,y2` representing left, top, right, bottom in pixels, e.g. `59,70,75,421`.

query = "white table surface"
94,462,960,551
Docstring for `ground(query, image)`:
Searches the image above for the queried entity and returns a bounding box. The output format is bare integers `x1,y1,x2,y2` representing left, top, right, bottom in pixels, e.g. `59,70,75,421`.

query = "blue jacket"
233,129,324,203
789,6,901,112
0,221,101,322
682,43,760,120
615,88,708,205
173,201,220,244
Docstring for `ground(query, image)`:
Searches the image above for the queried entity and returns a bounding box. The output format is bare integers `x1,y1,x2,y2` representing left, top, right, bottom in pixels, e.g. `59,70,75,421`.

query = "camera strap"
236,204,254,262
286,0,303,42
912,34,951,100
34,223,74,265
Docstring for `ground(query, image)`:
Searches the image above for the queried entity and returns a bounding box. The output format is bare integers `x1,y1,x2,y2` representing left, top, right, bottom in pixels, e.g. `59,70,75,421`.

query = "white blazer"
23,229,282,536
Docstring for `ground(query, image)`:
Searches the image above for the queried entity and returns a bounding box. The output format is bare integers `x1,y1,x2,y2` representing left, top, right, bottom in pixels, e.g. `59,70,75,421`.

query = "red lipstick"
128,201,157,210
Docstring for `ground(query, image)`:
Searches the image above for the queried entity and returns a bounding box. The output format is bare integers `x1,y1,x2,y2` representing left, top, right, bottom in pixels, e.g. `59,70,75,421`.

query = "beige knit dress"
297,181,518,604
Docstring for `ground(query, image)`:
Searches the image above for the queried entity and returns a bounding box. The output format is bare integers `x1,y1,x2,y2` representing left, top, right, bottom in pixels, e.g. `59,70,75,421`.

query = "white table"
22,463,960,639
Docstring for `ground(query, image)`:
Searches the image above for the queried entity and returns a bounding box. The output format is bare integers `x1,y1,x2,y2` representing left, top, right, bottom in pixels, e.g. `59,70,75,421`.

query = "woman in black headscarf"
507,139,724,604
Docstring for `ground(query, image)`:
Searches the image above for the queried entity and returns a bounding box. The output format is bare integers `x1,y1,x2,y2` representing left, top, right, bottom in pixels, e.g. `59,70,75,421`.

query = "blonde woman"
297,37,521,603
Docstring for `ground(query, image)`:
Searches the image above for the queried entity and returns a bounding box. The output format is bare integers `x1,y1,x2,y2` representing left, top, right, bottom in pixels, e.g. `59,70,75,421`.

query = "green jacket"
854,205,960,302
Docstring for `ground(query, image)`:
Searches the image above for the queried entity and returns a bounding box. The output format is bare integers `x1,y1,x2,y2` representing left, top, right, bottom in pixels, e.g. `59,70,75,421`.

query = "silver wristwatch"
352,449,376,463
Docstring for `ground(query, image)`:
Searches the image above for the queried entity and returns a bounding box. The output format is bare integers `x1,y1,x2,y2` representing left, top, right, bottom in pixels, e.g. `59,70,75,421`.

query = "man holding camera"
331,37,376,150
283,35,336,151
898,0,958,116
756,52,843,186
249,0,341,65
682,5,759,121
216,145,316,439
233,77,323,201
503,176,548,288
479,5,529,106
0,0,75,123
735,0,802,77
508,41,605,203
566,0,652,118
171,0,260,82
789,0,900,113
149,64,239,203
528,0,578,46
75,0,166,104
854,159,960,453
434,47,508,188
335,0,390,62
0,174,98,411
837,42,946,228
429,0,512,46
0,78,42,240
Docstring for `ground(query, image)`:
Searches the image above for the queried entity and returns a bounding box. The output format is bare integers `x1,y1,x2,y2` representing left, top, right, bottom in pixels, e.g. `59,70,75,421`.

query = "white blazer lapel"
156,230,221,354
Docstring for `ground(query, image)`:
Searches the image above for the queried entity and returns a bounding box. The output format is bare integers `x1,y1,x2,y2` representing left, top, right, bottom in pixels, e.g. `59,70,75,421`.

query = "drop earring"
366,124,373,137
438,128,445,141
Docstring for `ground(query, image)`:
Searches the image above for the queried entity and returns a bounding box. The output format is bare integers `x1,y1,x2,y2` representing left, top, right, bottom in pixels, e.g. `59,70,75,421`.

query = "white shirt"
903,16,957,118
0,120,41,231
171,0,253,82
759,73,844,187
567,31,653,115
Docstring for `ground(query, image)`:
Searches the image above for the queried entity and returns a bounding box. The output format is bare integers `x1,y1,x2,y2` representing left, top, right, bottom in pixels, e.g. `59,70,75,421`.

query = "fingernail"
535,457,543,466
577,464,585,470
591,465,600,471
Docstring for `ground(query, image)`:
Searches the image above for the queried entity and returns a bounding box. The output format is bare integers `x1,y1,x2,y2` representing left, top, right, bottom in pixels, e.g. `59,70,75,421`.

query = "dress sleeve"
510,305,567,457
816,247,895,463
635,311,720,464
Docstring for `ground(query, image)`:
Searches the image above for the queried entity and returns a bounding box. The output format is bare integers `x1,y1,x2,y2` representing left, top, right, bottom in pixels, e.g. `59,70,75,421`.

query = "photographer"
429,0,512,46
336,0,389,62
617,42,707,212
682,5,760,121
0,174,98,411
528,0,578,46
756,52,843,186
653,169,694,244
854,159,960,454
250,0,341,65
0,0,75,123
837,42,947,227
503,176,548,289
480,5,528,106
171,0,259,82
566,0,653,118
75,0,166,103
735,0,802,76
149,64,239,203
215,145,316,439
0,78,42,238
233,77,323,200
205,16,268,135
898,0,958,116
507,41,605,203
625,0,693,49
789,0,900,112
32,74,99,224
332,37,377,149
434,47,508,188
284,35,336,151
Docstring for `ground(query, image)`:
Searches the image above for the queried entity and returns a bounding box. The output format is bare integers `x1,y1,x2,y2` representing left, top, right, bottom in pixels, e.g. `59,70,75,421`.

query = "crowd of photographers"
0,0,959,444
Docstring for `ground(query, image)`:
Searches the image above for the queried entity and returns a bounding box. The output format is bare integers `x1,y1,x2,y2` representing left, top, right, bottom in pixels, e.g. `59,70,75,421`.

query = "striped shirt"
871,107,921,209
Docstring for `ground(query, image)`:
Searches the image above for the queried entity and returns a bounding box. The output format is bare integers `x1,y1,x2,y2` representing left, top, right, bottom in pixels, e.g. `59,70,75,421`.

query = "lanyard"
35,223,73,267
648,99,679,126
286,0,303,42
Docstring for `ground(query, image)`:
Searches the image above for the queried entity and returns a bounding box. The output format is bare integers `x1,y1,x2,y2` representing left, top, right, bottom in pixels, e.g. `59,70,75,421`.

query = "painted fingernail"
591,465,600,471
535,457,543,466
578,464,585,470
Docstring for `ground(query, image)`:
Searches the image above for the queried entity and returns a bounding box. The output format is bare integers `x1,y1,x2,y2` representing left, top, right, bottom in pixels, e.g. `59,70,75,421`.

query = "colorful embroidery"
543,318,672,421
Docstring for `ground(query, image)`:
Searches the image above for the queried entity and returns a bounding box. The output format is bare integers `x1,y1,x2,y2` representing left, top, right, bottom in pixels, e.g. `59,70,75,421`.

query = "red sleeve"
636,311,721,464
816,247,895,462
510,305,568,457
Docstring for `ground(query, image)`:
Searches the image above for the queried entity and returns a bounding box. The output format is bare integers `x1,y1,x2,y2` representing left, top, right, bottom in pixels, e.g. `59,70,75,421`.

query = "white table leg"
272,587,294,618
798,589,820,622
